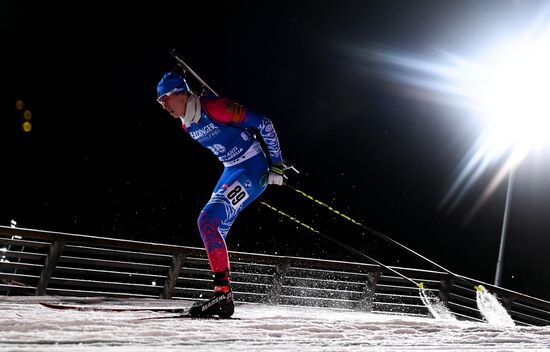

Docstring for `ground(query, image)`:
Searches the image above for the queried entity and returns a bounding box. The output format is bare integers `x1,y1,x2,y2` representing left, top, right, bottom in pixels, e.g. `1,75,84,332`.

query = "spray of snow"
2,296,549,351
476,285,515,327
419,288,457,321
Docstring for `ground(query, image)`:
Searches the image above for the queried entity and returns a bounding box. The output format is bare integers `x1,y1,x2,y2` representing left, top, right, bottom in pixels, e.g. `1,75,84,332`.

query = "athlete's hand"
268,165,285,186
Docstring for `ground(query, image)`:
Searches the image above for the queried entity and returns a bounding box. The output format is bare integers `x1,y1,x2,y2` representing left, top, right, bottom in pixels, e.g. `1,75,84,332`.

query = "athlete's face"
158,92,189,118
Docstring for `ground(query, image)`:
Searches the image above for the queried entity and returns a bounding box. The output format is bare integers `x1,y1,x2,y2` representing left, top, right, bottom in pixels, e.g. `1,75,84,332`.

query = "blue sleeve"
238,109,283,166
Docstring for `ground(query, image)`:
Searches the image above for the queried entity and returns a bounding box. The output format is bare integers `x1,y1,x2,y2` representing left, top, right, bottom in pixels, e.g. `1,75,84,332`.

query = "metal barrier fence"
1,225,550,326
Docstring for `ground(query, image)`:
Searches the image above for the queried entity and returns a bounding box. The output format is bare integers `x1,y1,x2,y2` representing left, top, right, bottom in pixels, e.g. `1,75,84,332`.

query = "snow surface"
1,296,550,352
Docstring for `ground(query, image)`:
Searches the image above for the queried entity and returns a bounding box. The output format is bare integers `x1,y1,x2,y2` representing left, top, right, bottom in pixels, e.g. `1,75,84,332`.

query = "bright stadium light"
357,11,550,289
468,33,550,287
474,39,550,156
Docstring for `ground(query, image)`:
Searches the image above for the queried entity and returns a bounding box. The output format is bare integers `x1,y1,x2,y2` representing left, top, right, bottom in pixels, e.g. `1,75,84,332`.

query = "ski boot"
188,269,234,318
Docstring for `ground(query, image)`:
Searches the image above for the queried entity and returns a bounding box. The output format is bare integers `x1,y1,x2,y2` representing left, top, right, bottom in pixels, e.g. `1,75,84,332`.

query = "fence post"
439,275,454,304
265,262,291,304
356,271,381,311
36,240,65,295
161,253,184,299
501,293,517,312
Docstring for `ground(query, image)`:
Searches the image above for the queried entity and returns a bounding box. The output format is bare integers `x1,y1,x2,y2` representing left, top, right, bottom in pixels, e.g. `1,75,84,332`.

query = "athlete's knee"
197,210,216,236
197,211,206,231
197,210,225,249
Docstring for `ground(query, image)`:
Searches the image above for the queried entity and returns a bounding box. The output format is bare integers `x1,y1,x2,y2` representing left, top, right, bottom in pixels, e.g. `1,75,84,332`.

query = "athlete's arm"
202,97,283,166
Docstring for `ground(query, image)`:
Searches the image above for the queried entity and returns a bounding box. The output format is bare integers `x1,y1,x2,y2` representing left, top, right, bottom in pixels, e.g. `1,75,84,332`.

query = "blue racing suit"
182,96,283,274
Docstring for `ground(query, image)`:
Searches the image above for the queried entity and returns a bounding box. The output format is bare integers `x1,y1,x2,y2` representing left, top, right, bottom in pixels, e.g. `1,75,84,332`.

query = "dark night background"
2,1,550,300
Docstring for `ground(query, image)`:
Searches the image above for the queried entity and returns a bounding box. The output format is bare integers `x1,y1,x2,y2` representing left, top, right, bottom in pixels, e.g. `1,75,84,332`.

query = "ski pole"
284,184,480,290
259,201,423,289
260,201,462,321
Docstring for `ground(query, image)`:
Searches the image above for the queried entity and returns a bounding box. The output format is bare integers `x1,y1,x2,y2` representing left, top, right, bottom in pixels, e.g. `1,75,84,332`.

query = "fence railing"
1,225,550,326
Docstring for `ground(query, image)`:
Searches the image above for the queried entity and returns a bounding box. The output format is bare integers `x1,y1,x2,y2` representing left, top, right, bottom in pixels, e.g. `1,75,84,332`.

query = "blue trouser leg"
197,153,269,273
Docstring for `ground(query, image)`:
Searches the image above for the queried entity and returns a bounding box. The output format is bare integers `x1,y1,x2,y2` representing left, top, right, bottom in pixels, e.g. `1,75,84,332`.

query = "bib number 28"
223,181,250,209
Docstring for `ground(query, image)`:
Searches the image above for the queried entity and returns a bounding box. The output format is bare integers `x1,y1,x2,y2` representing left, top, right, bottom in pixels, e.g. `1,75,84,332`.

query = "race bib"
223,180,250,209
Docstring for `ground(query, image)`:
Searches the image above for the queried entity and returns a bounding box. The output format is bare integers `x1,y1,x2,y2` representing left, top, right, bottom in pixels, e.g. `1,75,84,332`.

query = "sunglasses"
157,88,184,104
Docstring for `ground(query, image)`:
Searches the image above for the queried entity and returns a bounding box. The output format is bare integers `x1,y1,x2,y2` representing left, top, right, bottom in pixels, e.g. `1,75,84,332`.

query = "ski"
39,301,240,320
137,314,240,321
38,301,188,313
